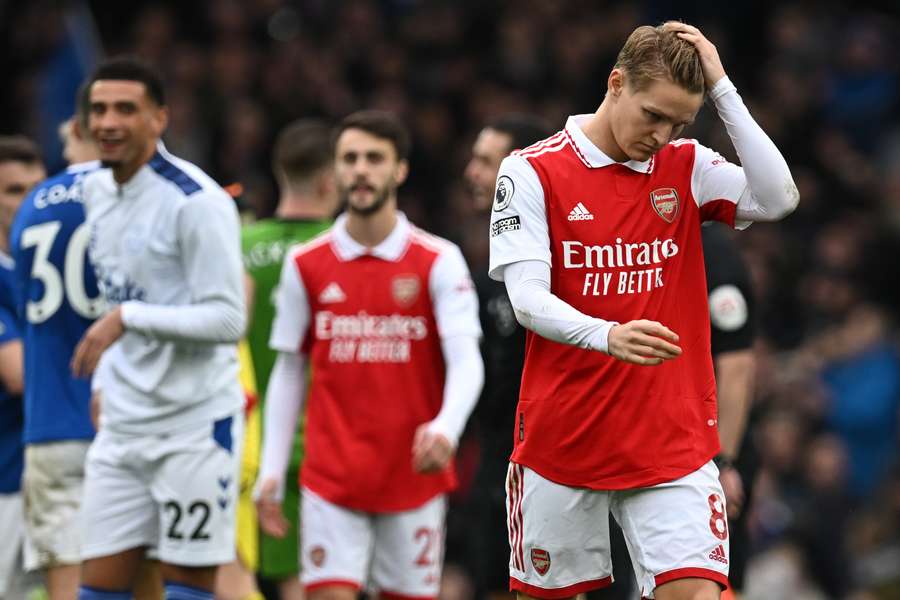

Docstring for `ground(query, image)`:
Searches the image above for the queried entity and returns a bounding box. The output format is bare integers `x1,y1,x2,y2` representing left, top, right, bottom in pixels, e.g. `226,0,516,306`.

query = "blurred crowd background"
3,1,899,599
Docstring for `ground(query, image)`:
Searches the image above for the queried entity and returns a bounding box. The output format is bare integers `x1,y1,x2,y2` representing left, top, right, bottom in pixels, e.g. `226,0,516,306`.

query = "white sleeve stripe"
409,228,454,255
515,131,565,156
288,232,333,260
517,137,569,160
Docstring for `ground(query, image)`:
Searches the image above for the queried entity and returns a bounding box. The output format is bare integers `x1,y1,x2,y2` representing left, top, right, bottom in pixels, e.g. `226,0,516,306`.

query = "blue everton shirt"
0,252,23,493
9,161,102,444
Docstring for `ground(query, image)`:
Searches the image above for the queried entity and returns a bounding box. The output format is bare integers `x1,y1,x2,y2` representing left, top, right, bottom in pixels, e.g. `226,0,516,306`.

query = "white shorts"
0,493,25,596
301,488,447,598
80,413,243,567
507,461,730,599
23,440,90,570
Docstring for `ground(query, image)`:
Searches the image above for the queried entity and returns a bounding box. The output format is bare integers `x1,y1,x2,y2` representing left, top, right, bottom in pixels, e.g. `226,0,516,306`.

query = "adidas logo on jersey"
319,282,347,304
708,545,728,564
568,202,594,221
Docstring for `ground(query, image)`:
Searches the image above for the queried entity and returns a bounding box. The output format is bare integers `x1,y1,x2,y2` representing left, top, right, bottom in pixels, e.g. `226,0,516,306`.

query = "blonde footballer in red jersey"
488,23,798,600
256,111,483,600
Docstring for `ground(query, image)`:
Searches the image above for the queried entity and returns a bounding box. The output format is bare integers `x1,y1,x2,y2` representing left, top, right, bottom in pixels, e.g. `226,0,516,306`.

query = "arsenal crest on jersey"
650,187,679,223
392,274,420,307
531,548,551,576
310,545,326,567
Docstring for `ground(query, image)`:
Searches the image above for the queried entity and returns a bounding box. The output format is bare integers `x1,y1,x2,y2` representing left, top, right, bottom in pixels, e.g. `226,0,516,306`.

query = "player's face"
89,80,168,179
609,70,703,162
465,128,513,212
0,160,45,235
335,128,408,217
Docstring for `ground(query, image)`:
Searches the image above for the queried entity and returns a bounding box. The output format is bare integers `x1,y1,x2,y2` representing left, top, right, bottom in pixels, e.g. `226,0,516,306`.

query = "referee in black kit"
703,221,758,599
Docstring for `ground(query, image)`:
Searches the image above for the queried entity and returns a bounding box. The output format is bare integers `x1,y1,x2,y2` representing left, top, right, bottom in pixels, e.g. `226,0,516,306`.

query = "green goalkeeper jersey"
241,217,332,468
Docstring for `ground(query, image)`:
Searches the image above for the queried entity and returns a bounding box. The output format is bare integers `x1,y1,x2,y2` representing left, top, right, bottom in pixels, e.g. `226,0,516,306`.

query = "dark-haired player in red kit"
256,110,483,600
488,22,798,600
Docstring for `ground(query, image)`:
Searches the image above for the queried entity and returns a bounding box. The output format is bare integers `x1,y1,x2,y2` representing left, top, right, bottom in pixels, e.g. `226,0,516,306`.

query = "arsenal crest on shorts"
391,274,420,307
310,545,326,567
531,548,551,576
650,187,679,223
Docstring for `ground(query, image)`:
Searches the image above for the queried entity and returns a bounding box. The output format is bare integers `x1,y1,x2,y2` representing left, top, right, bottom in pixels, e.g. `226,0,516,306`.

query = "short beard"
343,185,392,217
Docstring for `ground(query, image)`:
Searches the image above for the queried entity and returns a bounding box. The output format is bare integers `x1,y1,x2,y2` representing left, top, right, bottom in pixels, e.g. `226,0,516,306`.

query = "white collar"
331,212,410,262
66,160,101,174
564,114,654,173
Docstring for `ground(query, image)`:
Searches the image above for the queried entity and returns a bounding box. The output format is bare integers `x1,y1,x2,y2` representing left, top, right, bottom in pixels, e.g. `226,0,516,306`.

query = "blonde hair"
614,24,705,94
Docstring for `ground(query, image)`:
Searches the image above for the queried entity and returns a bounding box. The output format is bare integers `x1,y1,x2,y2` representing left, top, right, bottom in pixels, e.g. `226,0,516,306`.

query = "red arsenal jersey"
270,214,480,512
488,115,749,490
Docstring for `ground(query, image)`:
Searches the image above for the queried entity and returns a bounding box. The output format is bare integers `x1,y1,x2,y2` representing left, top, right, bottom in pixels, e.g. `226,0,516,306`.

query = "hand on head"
663,22,727,89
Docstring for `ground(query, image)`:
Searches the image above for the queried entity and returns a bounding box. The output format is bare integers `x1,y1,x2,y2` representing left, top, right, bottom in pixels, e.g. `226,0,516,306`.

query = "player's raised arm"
668,22,799,223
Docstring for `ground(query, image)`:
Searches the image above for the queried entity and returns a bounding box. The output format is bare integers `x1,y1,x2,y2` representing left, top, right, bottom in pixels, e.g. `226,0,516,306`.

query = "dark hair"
0,135,42,166
334,110,410,161
88,55,166,106
486,113,554,153
273,119,334,186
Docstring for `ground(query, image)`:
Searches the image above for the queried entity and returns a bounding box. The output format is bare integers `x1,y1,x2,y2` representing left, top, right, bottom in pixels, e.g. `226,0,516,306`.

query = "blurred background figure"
701,222,758,600
9,87,100,600
239,118,338,600
0,135,45,600
445,114,552,600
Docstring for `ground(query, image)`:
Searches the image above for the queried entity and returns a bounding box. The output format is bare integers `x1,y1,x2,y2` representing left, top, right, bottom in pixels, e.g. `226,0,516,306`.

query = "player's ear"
151,105,169,138
608,68,625,99
71,119,85,142
394,159,409,186
317,167,336,197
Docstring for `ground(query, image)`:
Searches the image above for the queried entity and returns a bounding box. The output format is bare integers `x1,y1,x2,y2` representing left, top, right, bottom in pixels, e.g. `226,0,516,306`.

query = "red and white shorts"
300,488,447,598
507,461,729,599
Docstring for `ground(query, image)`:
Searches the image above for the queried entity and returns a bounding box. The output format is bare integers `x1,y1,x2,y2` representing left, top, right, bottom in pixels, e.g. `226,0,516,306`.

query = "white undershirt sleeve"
256,351,306,501
269,249,311,353
119,192,246,342
503,260,616,353
696,77,799,225
424,243,483,446
426,335,483,447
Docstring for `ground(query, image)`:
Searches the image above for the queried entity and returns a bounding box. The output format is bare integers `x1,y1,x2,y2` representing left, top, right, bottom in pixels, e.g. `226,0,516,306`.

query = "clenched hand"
72,307,124,378
607,320,681,365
